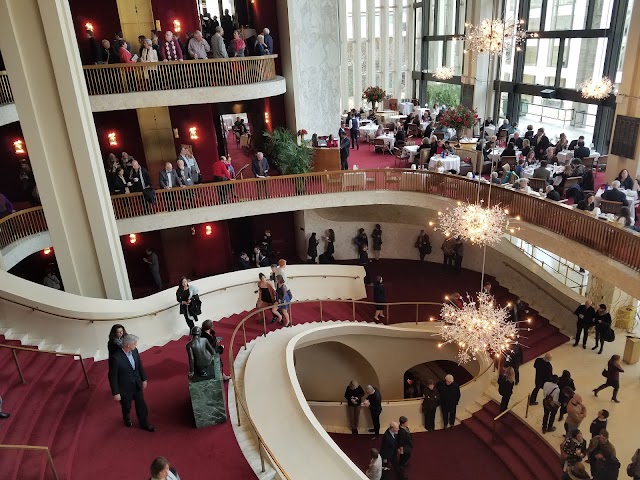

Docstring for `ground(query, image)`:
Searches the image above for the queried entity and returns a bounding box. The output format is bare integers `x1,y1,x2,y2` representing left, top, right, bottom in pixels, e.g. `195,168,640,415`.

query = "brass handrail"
0,274,359,323
227,297,453,479
0,444,59,480
0,344,90,387
493,393,531,422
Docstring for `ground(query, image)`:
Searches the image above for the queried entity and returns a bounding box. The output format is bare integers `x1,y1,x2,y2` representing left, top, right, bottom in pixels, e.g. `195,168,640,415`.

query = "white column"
367,0,376,88
406,1,415,100
0,0,132,299
393,0,403,99
353,0,362,108
381,0,389,92
339,0,350,111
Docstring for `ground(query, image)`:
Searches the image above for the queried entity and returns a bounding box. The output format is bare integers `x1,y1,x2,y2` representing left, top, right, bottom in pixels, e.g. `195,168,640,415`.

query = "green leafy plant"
426,83,461,108
263,127,313,175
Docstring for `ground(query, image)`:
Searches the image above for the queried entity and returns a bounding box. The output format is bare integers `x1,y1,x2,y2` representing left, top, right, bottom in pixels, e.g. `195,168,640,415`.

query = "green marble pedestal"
188,352,227,428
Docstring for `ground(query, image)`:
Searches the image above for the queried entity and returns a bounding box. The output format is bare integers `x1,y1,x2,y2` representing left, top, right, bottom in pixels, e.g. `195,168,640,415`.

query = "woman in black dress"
498,366,516,412
107,324,127,357
307,232,319,263
373,276,385,322
319,229,335,264
371,224,382,261
176,277,200,330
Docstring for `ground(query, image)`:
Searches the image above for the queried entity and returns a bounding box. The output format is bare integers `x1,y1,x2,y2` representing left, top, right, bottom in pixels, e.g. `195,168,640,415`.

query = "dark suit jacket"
601,188,629,206
111,175,129,194
367,388,382,413
339,137,351,160
397,427,413,454
546,190,561,201
513,137,524,149
532,134,550,155
159,169,182,189
437,381,461,406
574,146,590,160
380,428,398,461
109,348,147,396
532,167,552,183
128,167,152,192
568,139,579,150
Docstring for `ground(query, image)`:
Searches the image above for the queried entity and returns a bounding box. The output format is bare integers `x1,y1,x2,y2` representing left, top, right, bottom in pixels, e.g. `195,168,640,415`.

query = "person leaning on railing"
160,31,183,62
255,34,270,56
187,30,210,60
140,38,158,62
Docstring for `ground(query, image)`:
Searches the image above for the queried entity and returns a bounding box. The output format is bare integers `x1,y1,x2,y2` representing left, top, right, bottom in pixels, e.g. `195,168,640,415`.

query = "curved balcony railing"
0,71,13,105
83,55,278,95
2,169,639,270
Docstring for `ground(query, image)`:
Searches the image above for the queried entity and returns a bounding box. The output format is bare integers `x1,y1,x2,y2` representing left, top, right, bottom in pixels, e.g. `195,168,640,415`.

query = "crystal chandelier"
580,77,614,100
462,18,530,55
438,202,510,247
440,292,521,364
433,66,454,81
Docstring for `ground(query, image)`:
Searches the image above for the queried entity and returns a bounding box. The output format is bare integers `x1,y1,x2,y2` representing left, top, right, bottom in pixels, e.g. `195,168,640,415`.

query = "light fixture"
437,202,510,247
462,18,530,56
579,77,614,100
205,225,213,236
107,132,117,146
440,292,523,364
264,112,270,124
43,247,52,255
128,233,137,244
173,20,181,33
85,22,94,33
13,140,25,155
433,66,454,81
189,127,198,140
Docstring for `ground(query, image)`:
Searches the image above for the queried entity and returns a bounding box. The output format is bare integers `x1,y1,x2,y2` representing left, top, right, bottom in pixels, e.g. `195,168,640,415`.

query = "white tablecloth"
375,134,396,149
489,149,521,163
521,165,564,178
429,155,461,172
484,125,496,137
399,102,414,115
414,107,429,117
557,150,600,164
403,145,419,163
360,124,379,140
342,171,367,190
389,114,407,121
595,188,637,221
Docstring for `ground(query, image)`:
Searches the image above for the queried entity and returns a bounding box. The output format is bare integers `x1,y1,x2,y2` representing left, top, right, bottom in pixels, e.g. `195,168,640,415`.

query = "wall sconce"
13,140,25,155
264,112,270,124
128,233,137,244
85,22,94,32
173,20,181,32
43,247,52,255
108,132,117,146
205,225,212,236
189,127,198,139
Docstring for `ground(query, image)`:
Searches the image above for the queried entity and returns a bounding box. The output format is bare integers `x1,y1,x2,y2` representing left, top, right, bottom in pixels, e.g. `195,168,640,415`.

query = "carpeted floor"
0,260,566,479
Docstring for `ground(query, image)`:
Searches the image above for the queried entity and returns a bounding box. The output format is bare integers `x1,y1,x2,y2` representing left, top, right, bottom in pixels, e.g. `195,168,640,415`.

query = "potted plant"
362,86,386,111
263,128,313,194
439,105,480,146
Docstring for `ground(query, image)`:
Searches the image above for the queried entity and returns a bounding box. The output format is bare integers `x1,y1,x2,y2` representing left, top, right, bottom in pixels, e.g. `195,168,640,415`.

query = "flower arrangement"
439,105,479,131
362,86,386,107
297,129,308,136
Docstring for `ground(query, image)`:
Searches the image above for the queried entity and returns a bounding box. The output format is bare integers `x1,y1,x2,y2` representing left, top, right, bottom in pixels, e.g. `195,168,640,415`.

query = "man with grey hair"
365,385,382,438
546,184,560,201
262,27,274,54
188,30,210,59
255,34,269,55
108,334,155,431
210,26,228,58
437,374,461,429
601,180,629,206
380,421,399,469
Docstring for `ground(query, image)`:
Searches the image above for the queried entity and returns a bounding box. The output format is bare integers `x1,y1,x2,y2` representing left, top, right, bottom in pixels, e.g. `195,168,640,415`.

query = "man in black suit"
339,131,350,170
108,334,155,431
533,160,552,184
512,132,524,149
437,374,461,429
573,141,590,160
568,135,584,151
128,160,155,214
529,352,553,405
397,416,413,479
532,128,550,160
573,299,596,349
380,421,399,470
601,181,629,206
546,185,561,201
365,385,382,438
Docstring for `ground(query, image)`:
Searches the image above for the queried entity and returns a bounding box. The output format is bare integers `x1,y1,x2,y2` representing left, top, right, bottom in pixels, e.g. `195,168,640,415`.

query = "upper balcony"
0,55,284,118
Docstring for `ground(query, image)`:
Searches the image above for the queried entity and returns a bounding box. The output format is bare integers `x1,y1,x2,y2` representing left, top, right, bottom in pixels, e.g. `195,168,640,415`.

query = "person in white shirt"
140,38,158,62
365,448,382,480
542,375,560,433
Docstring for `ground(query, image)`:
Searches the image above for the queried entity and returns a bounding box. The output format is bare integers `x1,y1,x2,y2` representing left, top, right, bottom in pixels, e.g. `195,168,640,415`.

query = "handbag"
543,386,558,410
604,327,615,342
188,294,202,316
601,369,608,377
627,449,640,477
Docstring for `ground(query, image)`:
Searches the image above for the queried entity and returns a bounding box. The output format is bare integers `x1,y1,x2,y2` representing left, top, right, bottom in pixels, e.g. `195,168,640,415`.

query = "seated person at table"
581,168,595,191
417,136,431,153
513,177,529,190
546,184,561,201
484,141,495,163
412,115,422,133
601,180,629,206
553,164,574,192
423,122,434,138
498,119,510,134
545,146,558,164
500,140,517,158
524,124,535,140
555,133,569,153
422,111,432,122
367,110,378,124
515,159,525,177
521,139,532,159
433,123,449,139
577,193,596,211
533,160,552,183
395,126,406,143
490,172,501,184
512,132,524,149
500,164,517,184
568,135,584,151
508,121,518,135
375,124,384,137
403,114,414,132
616,169,634,190
325,134,337,148
571,158,586,177
311,133,319,147
444,141,455,154
616,206,633,227
573,141,590,160
525,151,536,165
430,139,445,157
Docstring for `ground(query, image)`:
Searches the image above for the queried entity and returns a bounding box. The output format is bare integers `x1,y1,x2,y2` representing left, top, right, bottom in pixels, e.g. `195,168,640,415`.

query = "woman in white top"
365,448,382,480
616,207,633,227
140,38,159,62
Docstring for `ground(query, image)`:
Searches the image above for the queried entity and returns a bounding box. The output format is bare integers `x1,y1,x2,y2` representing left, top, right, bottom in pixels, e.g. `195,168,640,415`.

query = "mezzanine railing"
0,71,13,105
2,170,639,271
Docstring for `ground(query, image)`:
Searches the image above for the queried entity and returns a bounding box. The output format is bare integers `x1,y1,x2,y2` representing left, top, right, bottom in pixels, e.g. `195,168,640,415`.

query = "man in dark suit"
128,160,155,214
349,114,360,150
533,160,552,184
512,132,524,149
339,131,350,170
601,181,629,206
573,299,596,349
532,128,550,160
262,28,274,54
159,162,183,211
437,374,461,429
573,141,590,160
380,421,399,470
546,185,561,201
568,135,584,151
109,334,155,431
397,416,413,479
529,352,553,405
251,152,270,199
365,385,382,438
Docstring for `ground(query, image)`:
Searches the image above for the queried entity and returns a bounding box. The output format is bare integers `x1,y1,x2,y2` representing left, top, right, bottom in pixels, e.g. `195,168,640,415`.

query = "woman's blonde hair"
505,366,516,383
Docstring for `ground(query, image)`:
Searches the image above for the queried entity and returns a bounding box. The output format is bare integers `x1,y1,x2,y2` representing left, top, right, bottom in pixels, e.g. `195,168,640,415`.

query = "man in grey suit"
210,26,228,58
533,160,552,184
159,162,183,211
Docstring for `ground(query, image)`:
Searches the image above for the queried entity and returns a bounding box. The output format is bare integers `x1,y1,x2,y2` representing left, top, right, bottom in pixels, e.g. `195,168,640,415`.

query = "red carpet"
0,260,566,479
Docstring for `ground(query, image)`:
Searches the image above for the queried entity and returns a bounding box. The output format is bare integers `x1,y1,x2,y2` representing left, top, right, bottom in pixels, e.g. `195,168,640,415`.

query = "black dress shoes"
0,412,10,419
124,418,133,427
141,424,156,432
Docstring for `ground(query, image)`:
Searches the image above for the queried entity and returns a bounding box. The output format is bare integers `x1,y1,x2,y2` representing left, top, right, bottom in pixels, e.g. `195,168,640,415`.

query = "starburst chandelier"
437,202,510,247
462,18,530,55
433,66,454,81
580,77,614,100
440,292,521,364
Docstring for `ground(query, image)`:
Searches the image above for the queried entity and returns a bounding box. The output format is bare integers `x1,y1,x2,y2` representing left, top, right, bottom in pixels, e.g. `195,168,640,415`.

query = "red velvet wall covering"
150,0,200,43
67,0,122,65
93,110,148,169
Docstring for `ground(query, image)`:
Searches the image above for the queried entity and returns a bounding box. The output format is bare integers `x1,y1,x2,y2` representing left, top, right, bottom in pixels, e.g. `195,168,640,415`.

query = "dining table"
375,134,396,149
399,102,414,115
360,124,379,141
521,164,565,179
402,144,419,163
595,187,637,221
556,150,600,164
428,154,461,172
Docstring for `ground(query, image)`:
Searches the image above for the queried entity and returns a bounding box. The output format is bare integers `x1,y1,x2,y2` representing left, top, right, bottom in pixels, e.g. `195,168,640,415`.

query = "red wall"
68,0,122,64
0,121,30,205
150,0,200,40
93,110,148,168
168,105,219,181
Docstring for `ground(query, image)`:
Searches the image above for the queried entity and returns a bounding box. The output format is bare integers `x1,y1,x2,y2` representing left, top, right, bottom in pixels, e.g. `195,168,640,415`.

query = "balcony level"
0,55,284,119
